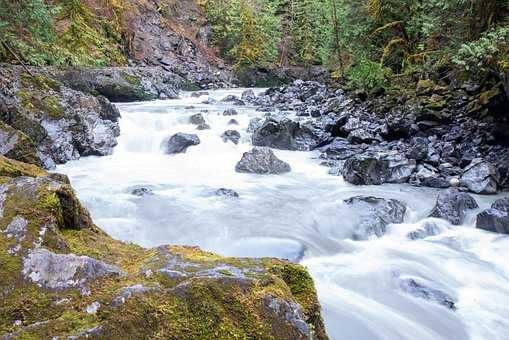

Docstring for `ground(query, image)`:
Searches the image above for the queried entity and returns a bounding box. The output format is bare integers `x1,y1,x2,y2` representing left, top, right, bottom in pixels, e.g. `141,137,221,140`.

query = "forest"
1,0,507,91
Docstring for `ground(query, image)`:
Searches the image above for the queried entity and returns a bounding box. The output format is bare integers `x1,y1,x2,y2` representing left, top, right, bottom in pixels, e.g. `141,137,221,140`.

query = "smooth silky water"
56,89,509,340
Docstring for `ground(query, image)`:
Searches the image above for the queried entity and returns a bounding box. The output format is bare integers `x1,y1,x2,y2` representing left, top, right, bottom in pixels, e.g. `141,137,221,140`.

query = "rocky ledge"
0,157,328,339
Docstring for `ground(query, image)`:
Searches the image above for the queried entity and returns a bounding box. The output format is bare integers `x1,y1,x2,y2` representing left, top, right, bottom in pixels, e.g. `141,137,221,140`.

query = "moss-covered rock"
0,167,328,339
0,122,40,166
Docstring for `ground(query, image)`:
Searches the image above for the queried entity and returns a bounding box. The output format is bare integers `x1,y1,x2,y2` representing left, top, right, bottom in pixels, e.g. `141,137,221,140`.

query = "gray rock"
189,113,206,126
247,117,263,133
228,119,239,125
223,108,239,116
163,133,200,154
22,248,123,290
475,197,509,234
399,278,456,310
428,188,478,225
235,147,291,175
111,284,159,308
252,118,329,151
406,137,429,161
215,188,239,198
2,216,28,242
190,91,209,98
265,295,310,337
460,158,499,194
344,196,407,239
347,129,377,144
221,130,241,144
241,89,256,102
131,187,154,197
407,222,442,240
221,95,245,106
343,157,389,185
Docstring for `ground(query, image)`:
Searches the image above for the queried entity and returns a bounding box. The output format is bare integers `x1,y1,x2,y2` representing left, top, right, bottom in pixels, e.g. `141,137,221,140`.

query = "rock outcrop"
0,157,328,339
0,67,120,168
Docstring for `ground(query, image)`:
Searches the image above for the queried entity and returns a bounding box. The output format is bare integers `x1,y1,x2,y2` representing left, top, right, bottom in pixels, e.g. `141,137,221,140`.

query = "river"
56,88,509,340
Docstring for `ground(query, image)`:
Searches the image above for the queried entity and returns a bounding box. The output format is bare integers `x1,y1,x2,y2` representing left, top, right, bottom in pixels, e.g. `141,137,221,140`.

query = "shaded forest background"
0,0,508,91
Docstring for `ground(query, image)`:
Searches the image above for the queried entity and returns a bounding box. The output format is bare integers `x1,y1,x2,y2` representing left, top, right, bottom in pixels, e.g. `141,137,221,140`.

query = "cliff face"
0,157,328,339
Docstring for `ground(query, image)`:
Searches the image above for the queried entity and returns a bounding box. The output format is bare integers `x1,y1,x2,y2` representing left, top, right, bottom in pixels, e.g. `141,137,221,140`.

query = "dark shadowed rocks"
235,147,291,174
215,188,239,198
429,188,478,225
476,197,509,234
163,133,200,154
223,108,239,116
252,118,330,151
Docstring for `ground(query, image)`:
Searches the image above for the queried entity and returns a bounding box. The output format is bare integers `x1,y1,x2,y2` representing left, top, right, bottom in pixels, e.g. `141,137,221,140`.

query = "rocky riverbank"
236,79,509,195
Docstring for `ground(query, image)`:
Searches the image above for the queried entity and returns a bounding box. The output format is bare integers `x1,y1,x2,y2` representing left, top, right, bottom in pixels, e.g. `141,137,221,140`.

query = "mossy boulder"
0,122,40,166
0,168,328,339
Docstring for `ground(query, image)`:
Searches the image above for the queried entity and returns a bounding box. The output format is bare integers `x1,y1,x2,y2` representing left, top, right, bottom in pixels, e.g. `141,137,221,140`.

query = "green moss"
121,72,142,86
0,156,47,178
18,91,65,120
21,74,61,92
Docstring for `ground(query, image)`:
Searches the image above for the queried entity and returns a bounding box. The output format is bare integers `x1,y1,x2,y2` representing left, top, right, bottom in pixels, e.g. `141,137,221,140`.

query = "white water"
56,89,509,340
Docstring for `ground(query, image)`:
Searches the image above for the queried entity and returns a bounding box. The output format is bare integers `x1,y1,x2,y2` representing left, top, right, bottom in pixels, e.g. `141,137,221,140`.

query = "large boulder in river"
476,197,509,234
235,147,291,174
344,196,407,239
460,158,499,194
241,89,256,102
428,188,478,225
163,133,200,154
0,160,327,339
342,152,416,185
252,118,330,151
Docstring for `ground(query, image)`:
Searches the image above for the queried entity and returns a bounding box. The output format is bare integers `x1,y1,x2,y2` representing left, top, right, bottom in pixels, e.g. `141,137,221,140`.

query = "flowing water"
56,89,509,340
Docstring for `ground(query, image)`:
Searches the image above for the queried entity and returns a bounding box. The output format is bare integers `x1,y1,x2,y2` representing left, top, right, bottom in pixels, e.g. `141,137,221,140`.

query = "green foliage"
453,26,509,74
0,0,126,66
345,56,388,90
204,0,281,68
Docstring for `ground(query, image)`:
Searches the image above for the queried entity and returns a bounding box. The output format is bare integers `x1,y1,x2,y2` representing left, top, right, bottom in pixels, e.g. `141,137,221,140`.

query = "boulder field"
0,156,327,339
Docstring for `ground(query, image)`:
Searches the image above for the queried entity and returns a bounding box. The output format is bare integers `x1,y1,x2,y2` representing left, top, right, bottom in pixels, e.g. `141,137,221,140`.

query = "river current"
56,89,509,340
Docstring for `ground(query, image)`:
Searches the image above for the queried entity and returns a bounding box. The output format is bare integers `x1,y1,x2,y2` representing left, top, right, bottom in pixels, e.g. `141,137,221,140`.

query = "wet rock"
247,117,263,133
220,130,241,145
235,147,291,175
344,196,407,239
131,187,154,197
460,158,499,194
409,164,450,188
241,89,256,102
399,278,456,310
221,95,245,106
406,137,429,161
228,119,239,125
223,108,239,116
343,152,416,185
407,222,442,240
163,133,200,154
22,248,124,290
476,197,509,234
215,188,239,198
190,91,209,98
428,188,478,225
252,118,330,151
196,123,211,130
347,129,377,144
189,113,206,126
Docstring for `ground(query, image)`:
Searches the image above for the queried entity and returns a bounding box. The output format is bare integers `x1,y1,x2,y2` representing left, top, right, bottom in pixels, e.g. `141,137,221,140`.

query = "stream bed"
56,89,509,340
